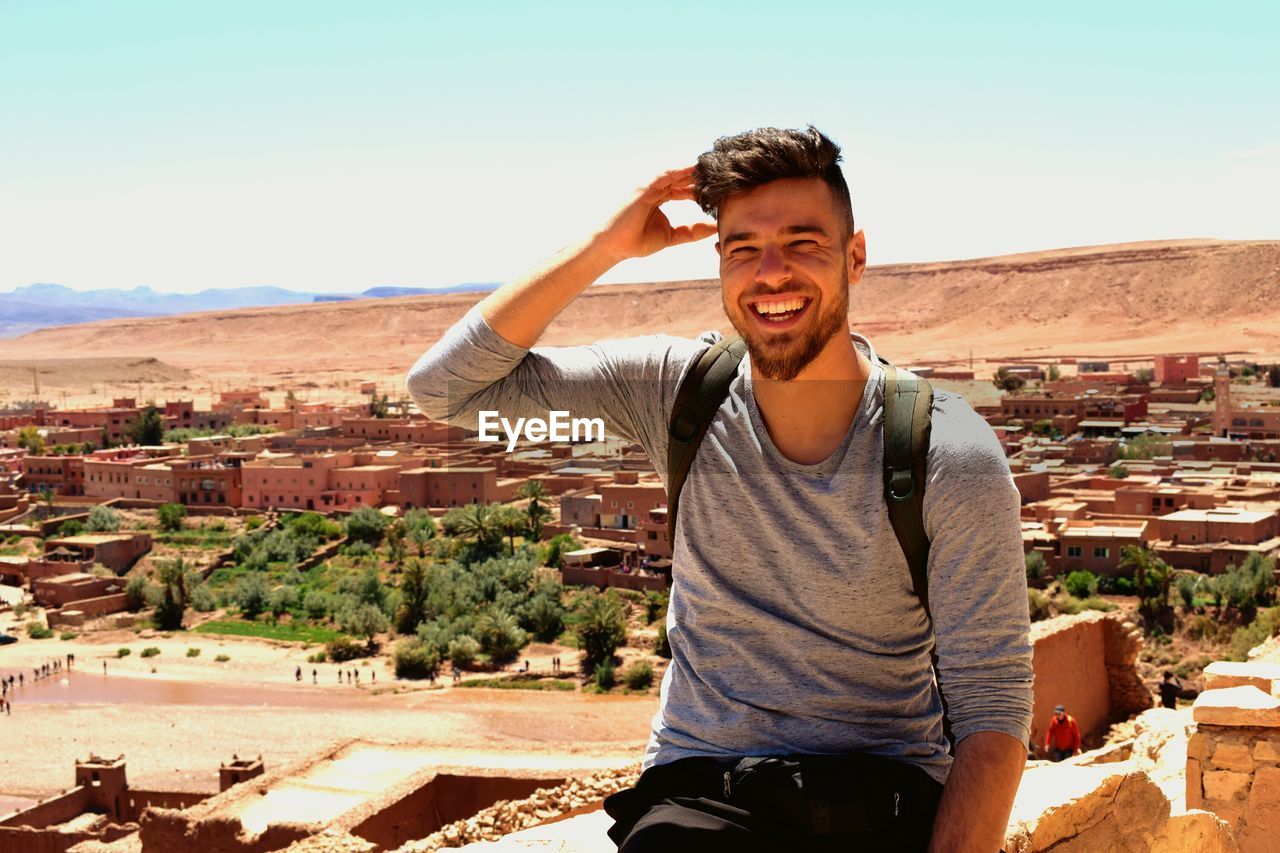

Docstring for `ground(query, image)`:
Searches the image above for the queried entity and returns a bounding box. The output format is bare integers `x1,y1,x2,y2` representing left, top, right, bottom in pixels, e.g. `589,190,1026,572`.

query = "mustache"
741,288,812,302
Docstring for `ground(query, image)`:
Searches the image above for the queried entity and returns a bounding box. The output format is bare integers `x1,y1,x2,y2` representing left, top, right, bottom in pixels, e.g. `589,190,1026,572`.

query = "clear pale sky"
2,1,1277,293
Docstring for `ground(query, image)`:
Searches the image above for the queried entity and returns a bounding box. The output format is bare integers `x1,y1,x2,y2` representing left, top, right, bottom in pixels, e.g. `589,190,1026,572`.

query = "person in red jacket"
1044,704,1082,761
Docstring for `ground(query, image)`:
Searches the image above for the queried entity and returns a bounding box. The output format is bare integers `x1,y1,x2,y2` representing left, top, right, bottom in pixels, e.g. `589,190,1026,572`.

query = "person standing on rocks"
407,126,1033,852
1044,705,1081,761
1158,671,1182,710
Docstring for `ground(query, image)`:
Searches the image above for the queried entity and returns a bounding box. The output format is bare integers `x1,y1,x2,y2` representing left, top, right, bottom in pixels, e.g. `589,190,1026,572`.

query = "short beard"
726,274,850,382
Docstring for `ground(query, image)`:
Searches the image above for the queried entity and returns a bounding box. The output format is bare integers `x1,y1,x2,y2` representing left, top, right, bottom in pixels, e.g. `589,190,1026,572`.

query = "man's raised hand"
594,167,718,264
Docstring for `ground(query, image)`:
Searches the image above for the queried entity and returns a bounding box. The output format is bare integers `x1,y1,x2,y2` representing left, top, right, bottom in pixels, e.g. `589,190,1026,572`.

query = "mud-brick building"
42,533,151,574
398,466,518,508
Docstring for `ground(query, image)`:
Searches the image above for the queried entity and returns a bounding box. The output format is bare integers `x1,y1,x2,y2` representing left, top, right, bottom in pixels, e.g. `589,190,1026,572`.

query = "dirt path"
0,622,656,799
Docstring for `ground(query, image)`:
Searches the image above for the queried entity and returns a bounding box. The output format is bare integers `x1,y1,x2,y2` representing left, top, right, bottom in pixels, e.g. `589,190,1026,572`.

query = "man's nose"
753,244,791,288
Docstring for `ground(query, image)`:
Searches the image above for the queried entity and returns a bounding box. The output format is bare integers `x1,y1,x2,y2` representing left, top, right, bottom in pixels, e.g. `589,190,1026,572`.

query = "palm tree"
1119,545,1171,619
443,503,504,552
154,558,190,631
517,480,551,542
496,506,526,556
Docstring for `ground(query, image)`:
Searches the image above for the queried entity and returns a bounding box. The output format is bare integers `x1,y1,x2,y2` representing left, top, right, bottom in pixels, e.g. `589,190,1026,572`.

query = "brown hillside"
1,239,1276,405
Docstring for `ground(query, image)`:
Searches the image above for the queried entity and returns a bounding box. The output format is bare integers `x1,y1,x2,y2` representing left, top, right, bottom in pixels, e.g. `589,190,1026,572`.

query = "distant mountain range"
0,282,501,338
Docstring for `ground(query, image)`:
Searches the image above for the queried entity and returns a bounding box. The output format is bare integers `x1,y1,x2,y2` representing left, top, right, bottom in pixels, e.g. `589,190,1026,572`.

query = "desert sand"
0,627,654,799
1,239,1276,409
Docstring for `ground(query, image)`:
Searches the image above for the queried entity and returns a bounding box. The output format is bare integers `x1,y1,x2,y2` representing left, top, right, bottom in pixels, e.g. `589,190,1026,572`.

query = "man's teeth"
753,298,806,316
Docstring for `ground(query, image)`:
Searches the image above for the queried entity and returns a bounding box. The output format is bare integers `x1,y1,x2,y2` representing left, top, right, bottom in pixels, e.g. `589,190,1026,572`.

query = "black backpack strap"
882,359,951,750
880,360,934,613
666,336,748,544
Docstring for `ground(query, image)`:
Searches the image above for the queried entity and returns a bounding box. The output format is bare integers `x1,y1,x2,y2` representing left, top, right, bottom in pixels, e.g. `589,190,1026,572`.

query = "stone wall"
1029,611,1151,752
1187,664,1280,853
47,593,129,627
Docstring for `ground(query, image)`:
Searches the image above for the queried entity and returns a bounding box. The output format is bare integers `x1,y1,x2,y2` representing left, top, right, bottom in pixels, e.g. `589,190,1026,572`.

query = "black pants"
604,754,944,852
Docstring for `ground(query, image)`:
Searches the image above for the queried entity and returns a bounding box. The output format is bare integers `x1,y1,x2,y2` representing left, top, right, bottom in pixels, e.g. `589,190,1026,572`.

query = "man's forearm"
928,730,1025,853
476,234,618,348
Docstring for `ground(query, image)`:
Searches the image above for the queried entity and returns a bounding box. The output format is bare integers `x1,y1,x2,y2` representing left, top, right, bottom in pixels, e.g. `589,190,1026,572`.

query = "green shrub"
190,584,217,612
307,650,327,663
474,609,528,664
186,647,201,657
344,506,390,545
1028,590,1052,622
593,659,616,690
86,505,122,532
284,512,342,541
214,654,230,662
574,592,627,667
303,590,333,619
1176,574,1197,609
643,590,668,624
245,516,264,531
341,541,375,559
518,585,566,642
394,638,440,680
140,646,160,658
1064,571,1098,599
326,636,367,662
1080,596,1116,613
125,574,149,611
59,519,84,536
540,533,583,569
12,602,26,617
1053,594,1085,615
60,631,78,640
157,503,187,532
234,573,269,619
26,621,53,639
622,661,654,690
1025,552,1047,581
447,634,481,670
1231,607,1280,661
654,624,672,658
117,647,131,658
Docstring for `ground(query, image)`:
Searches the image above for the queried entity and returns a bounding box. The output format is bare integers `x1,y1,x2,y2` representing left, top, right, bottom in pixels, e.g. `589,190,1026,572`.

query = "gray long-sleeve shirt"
407,306,1033,784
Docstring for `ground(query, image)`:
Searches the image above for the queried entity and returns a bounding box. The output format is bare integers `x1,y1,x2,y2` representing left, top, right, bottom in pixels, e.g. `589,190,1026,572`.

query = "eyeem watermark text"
477,410,605,452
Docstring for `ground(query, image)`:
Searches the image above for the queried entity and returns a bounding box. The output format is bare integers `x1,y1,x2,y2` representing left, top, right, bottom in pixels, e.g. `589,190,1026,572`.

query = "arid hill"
1,239,1276,405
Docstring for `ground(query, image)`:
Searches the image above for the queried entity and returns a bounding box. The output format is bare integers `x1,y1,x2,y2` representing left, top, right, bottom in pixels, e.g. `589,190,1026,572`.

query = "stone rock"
1194,687,1280,728
1248,633,1280,665
1204,771,1252,803
1188,758,1204,810
1253,739,1280,763
1151,810,1239,853
1128,708,1192,809
1204,661,1280,694
1104,613,1155,715
1239,758,1280,845
1190,731,1215,760
1213,742,1256,774
1249,766,1280,808
1004,770,1170,852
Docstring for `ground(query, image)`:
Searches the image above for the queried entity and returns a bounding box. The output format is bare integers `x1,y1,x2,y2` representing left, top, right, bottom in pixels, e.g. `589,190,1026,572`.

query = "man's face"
715,177,865,382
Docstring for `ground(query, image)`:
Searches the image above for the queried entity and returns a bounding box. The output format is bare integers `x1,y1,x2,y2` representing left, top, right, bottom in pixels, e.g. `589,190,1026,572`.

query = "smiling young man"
407,126,1033,852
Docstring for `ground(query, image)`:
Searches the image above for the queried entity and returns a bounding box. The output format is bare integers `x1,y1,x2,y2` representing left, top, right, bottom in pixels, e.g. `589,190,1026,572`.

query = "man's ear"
847,229,868,286
714,240,722,258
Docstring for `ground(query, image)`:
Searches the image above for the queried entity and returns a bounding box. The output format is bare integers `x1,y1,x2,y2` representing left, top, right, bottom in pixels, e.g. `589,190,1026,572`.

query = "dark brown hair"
694,125,854,234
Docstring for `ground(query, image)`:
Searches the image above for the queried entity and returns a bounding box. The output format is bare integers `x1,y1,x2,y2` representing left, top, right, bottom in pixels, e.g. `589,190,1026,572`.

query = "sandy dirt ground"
0,626,656,800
